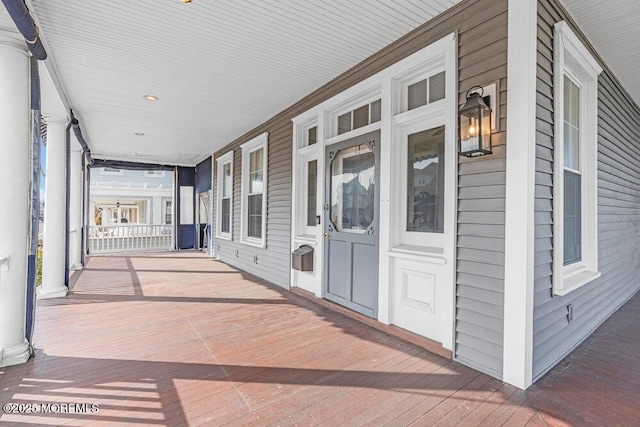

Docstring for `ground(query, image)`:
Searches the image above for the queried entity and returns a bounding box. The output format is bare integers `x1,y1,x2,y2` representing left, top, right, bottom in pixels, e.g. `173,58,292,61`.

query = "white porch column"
503,0,538,389
152,196,162,225
69,143,83,270
0,31,32,367
39,116,69,299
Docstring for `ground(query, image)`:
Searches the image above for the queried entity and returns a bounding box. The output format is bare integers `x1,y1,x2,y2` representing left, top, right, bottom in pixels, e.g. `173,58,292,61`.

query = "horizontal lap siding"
212,120,292,288
213,0,508,378
533,0,640,380
455,0,508,379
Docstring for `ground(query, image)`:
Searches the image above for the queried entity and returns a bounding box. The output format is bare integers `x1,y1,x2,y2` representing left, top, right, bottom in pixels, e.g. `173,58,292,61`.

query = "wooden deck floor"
1,252,638,426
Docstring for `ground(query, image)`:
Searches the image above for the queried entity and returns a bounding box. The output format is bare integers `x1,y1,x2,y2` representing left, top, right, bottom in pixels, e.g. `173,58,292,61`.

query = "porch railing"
89,224,173,254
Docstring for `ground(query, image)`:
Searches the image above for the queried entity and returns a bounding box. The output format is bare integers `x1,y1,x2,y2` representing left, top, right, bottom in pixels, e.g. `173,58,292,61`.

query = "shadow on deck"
0,251,637,425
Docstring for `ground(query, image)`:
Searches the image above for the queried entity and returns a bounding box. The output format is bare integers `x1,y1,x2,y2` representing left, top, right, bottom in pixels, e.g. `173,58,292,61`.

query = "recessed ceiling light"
134,132,145,136
180,0,192,3
143,95,158,102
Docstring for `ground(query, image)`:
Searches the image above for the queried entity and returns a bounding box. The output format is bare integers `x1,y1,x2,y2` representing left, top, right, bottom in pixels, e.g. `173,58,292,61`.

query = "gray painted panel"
457,248,504,265
352,243,378,311
533,0,640,381
457,261,504,280
327,240,350,300
457,274,504,293
457,307,504,332
458,211,506,225
457,285,503,306
457,236,505,252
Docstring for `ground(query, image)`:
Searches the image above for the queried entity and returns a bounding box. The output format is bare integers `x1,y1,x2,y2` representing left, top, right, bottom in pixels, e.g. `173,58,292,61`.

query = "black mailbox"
292,245,314,272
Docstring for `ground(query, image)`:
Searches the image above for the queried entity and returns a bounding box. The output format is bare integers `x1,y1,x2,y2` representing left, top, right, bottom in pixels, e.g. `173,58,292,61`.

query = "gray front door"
324,130,380,318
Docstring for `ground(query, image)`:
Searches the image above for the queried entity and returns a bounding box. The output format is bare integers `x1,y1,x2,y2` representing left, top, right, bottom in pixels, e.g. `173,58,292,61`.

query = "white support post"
503,0,538,389
0,30,32,367
39,116,69,299
152,196,162,225
69,143,83,270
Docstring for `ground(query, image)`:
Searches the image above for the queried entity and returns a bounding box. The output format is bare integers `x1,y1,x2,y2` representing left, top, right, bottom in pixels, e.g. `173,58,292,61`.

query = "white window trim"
240,132,268,248
552,21,603,296
215,151,234,240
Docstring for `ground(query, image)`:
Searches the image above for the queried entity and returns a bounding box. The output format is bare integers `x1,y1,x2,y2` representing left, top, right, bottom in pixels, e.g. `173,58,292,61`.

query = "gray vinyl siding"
533,0,640,380
212,121,293,288
212,0,508,377
455,0,508,379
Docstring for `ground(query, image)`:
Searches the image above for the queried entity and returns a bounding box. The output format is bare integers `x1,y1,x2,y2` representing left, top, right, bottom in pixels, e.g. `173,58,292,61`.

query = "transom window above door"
336,99,382,135
406,71,446,110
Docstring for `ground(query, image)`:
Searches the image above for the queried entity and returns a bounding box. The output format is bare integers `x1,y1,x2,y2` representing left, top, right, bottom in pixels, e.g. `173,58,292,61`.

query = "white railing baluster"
88,223,174,254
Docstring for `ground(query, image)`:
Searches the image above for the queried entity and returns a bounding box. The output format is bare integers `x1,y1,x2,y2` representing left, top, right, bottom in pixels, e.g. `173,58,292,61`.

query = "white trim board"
503,0,537,389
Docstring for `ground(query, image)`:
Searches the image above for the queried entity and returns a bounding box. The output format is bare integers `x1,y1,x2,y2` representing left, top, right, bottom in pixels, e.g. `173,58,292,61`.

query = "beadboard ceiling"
24,0,462,166
2,2,637,166
561,0,640,106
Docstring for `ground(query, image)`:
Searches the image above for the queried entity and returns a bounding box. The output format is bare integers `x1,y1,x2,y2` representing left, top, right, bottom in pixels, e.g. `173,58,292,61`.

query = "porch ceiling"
561,0,640,107
16,0,462,166
2,2,637,167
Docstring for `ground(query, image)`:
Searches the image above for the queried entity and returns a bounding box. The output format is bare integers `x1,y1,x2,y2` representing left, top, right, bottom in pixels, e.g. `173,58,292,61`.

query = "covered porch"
1,252,637,425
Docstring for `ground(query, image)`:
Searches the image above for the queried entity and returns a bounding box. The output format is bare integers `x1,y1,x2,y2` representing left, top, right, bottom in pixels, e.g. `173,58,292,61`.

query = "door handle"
323,232,329,240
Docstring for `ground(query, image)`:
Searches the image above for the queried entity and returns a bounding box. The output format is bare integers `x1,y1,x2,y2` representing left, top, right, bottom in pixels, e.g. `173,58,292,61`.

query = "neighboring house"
90,168,173,226
209,0,640,390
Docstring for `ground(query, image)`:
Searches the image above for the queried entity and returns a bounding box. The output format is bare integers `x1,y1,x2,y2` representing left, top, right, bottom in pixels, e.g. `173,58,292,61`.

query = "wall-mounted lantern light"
116,200,121,208
458,86,492,157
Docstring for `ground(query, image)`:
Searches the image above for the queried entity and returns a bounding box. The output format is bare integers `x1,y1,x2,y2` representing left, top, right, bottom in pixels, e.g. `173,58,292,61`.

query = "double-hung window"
240,133,268,247
215,151,233,239
552,22,602,295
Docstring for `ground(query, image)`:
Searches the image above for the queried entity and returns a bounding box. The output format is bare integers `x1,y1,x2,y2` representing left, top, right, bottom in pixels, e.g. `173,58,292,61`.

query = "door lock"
323,232,329,240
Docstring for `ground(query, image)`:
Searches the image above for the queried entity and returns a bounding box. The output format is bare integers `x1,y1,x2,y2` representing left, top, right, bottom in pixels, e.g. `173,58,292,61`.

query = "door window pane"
428,71,446,103
248,194,262,238
308,126,317,146
408,79,427,110
407,126,445,233
338,112,351,135
564,169,582,265
330,144,375,233
307,160,318,227
352,105,369,130
370,99,382,123
336,100,382,135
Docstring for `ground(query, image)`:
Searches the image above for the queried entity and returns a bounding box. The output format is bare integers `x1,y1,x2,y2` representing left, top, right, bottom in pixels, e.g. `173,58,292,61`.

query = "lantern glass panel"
481,108,491,150
460,109,480,153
